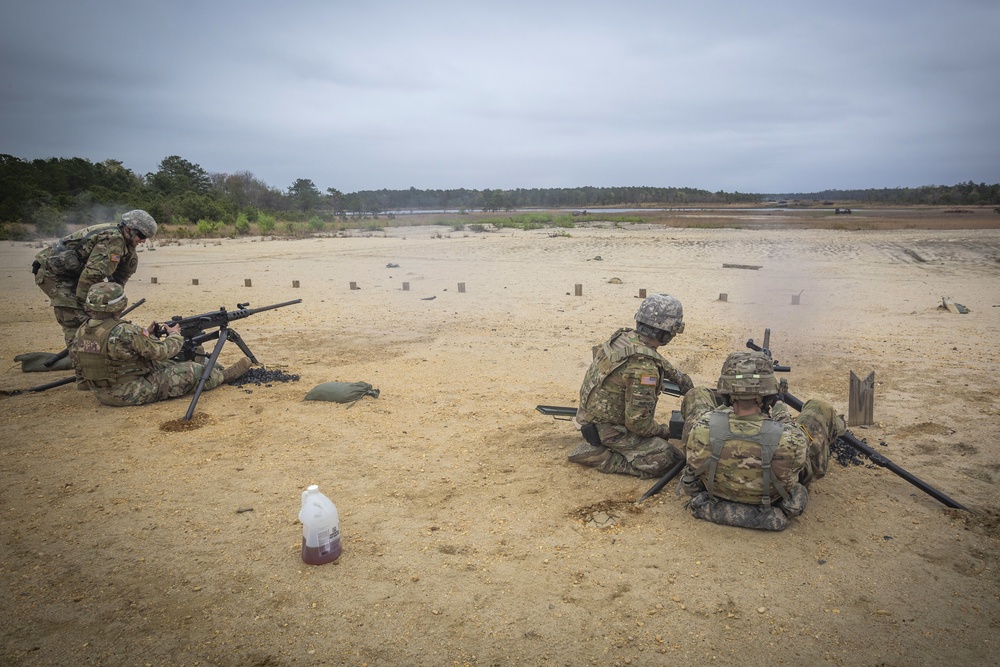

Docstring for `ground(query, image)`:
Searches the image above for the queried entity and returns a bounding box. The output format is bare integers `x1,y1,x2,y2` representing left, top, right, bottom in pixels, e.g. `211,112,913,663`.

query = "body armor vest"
73,319,149,387
578,328,670,423
695,412,789,506
42,223,123,277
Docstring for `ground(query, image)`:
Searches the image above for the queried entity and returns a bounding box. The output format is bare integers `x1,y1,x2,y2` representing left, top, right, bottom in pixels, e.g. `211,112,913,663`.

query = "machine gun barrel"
779,391,967,510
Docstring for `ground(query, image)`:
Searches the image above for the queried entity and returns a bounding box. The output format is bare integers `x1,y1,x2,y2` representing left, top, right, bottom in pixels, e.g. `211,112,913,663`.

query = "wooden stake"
719,293,728,302
639,289,647,298
350,281,358,290
458,282,466,293
292,280,300,288
244,278,252,287
575,284,583,297
848,370,875,427
402,282,409,291
192,279,199,286
151,277,157,284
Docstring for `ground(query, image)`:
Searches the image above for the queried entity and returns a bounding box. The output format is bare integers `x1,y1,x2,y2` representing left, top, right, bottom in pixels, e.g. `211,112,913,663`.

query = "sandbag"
305,381,380,403
14,352,74,373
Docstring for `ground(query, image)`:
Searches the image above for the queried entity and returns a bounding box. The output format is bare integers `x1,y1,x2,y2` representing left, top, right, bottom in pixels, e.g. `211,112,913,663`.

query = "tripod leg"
225,329,258,364
183,327,229,421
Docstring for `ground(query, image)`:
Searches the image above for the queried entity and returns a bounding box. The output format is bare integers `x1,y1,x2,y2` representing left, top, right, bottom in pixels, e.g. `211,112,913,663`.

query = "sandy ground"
1,214,999,666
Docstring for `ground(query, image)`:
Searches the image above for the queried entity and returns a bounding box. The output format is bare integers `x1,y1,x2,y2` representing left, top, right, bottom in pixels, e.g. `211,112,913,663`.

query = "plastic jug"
299,484,342,565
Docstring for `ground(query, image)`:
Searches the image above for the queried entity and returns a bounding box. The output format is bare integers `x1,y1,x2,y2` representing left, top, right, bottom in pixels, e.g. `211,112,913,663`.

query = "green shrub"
196,219,220,236
308,216,325,232
258,214,276,235
234,213,251,235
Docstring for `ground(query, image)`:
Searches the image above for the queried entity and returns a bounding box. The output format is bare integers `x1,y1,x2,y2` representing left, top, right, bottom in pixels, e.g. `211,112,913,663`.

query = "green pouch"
305,381,380,403
14,352,74,372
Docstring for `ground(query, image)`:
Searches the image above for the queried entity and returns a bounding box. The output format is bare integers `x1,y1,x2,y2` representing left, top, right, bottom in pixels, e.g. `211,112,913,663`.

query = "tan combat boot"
222,357,253,383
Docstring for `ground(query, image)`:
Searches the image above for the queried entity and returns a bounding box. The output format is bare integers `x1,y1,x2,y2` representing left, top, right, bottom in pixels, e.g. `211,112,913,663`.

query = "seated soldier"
69,282,252,407
678,351,845,530
570,293,694,478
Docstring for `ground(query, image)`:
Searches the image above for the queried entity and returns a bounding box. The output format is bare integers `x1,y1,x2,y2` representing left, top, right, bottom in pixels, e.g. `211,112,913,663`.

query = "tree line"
1,153,997,239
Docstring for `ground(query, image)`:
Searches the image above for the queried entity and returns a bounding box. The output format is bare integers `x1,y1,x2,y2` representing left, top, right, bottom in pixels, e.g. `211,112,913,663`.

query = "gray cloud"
2,0,998,193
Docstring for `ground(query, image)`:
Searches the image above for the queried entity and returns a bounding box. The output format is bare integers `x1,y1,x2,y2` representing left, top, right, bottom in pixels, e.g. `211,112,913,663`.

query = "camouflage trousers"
91,361,225,407
34,268,87,345
687,483,809,531
568,422,682,479
795,398,846,485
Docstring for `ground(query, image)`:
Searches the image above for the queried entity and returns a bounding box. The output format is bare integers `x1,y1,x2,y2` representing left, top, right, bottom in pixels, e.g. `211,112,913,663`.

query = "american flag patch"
110,253,121,263
639,374,658,386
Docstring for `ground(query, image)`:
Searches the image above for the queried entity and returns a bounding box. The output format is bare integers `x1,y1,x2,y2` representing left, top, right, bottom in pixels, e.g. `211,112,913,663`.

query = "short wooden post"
192,278,199,286
150,277,158,284
719,293,728,302
639,288,647,298
458,282,466,293
402,282,410,291
350,281,358,290
244,278,252,287
848,370,875,427
292,280,300,288
791,294,801,305
574,284,583,297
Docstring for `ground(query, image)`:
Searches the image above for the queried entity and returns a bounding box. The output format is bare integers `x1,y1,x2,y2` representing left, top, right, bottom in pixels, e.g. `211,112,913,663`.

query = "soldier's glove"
778,378,788,398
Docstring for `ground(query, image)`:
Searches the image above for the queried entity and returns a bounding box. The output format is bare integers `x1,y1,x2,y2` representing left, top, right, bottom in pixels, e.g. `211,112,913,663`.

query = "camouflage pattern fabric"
571,328,688,478
70,318,224,407
94,360,225,407
634,293,685,333
680,386,844,529
687,483,809,531
34,224,137,344
568,424,683,478
794,398,846,484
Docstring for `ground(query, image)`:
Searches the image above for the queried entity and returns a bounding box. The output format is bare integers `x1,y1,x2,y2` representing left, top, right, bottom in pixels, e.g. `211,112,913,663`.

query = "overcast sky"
2,0,998,195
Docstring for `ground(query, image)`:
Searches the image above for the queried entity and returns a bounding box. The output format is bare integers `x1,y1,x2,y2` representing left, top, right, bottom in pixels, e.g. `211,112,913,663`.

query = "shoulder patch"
639,374,658,386
110,253,121,263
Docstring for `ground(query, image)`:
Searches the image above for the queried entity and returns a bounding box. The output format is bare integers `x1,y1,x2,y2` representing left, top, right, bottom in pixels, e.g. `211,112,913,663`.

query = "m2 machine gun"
151,299,301,421
538,328,967,510
745,328,966,510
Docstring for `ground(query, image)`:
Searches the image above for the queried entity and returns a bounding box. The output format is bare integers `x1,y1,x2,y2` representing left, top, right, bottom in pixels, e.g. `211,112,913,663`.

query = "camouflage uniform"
70,317,225,407
33,223,140,344
679,387,845,530
571,328,693,478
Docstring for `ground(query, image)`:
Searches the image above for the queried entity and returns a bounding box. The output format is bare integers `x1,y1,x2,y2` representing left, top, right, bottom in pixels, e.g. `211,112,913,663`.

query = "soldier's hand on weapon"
164,322,180,335
778,377,788,398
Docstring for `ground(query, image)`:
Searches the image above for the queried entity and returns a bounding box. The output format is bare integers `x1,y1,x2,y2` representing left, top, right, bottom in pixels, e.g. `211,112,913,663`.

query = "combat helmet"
120,209,157,239
717,351,779,400
634,293,685,344
85,282,128,314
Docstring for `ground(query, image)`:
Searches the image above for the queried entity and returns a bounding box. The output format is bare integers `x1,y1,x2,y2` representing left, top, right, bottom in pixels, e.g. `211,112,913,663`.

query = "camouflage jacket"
576,328,689,438
684,405,809,505
70,317,184,386
35,223,139,300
